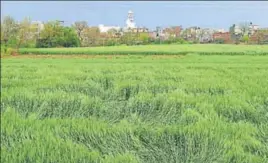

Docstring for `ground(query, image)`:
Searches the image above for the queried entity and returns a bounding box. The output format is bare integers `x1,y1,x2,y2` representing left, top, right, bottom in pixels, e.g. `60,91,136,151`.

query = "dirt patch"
11,51,19,56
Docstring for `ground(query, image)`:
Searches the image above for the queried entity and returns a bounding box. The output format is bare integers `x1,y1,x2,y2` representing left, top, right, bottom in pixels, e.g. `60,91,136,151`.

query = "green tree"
241,35,249,44
138,32,149,44
37,21,60,47
36,21,79,48
61,27,80,47
16,17,34,51
1,16,18,51
105,29,119,46
37,21,64,47
120,32,136,45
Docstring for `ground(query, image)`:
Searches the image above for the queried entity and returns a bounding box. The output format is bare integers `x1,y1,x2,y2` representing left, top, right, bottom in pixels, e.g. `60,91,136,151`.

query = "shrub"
1,47,16,57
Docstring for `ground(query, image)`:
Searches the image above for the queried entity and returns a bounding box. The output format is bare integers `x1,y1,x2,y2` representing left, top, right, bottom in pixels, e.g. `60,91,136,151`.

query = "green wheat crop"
19,44,268,55
1,54,268,163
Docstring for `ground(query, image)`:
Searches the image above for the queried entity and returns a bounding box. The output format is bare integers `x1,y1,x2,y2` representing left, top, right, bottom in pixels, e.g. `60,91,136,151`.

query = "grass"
19,44,268,55
1,54,268,162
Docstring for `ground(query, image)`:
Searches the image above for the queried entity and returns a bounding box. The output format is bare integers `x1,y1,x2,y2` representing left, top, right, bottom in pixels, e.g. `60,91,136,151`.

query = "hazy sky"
1,1,268,30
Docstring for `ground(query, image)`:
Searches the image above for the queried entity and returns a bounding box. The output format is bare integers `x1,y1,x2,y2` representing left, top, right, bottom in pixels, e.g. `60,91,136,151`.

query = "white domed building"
124,10,149,33
125,10,136,29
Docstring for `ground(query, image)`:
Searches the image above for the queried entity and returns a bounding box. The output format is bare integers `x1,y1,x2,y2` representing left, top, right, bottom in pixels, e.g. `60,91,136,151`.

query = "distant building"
128,27,149,33
156,26,169,40
125,10,136,29
31,21,44,34
213,32,231,43
163,26,183,38
148,31,157,39
182,26,201,41
248,22,259,36
216,29,225,33
188,26,201,36
123,10,150,34
233,24,243,35
249,28,268,44
229,22,259,38
199,28,215,43
98,24,120,33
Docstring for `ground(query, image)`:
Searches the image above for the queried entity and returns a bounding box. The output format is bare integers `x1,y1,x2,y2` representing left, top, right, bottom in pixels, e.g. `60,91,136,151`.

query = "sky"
1,1,268,30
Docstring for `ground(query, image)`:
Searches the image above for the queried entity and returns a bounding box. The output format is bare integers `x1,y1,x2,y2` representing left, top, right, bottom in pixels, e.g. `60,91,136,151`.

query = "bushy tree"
138,33,150,44
36,21,62,47
256,29,268,44
36,21,79,48
16,17,35,51
241,35,249,44
120,32,137,45
1,16,18,51
62,27,80,47
80,27,100,47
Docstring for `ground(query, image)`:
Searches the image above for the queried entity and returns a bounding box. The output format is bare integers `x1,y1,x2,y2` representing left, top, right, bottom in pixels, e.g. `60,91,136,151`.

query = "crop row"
18,44,268,55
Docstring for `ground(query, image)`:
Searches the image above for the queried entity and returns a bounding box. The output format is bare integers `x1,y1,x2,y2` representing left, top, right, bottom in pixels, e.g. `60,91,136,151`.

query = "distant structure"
31,21,45,36
213,32,232,43
98,10,144,34
230,22,259,37
234,24,243,35
98,24,120,33
248,22,259,36
123,10,149,33
217,29,225,33
163,26,183,38
126,10,136,29
182,26,201,41
199,28,215,43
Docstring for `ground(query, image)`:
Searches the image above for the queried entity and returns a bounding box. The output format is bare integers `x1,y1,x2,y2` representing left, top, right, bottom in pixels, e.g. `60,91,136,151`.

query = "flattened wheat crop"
1,55,268,163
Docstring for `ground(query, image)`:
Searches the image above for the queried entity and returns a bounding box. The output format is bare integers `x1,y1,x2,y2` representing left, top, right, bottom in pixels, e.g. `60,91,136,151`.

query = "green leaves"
36,22,80,48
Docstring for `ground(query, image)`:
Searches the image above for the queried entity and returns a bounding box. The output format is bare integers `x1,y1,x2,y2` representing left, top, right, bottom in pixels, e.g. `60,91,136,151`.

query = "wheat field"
18,44,268,55
1,54,268,163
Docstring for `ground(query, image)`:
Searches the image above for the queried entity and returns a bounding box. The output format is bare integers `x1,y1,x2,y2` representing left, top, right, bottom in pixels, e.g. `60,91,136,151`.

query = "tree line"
1,16,268,54
0,16,191,52
1,16,80,50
